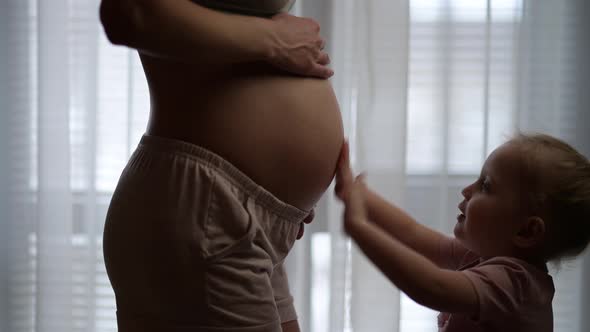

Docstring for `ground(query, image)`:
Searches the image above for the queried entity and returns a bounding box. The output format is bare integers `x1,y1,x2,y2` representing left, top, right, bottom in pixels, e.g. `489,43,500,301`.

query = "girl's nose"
461,184,472,198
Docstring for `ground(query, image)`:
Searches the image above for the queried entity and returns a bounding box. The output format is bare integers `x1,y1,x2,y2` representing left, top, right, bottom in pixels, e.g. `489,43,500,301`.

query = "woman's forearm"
100,0,332,77
100,0,276,64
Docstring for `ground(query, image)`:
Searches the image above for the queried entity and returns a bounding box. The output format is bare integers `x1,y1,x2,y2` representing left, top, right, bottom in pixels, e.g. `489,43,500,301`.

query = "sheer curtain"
1,1,589,332
313,1,590,331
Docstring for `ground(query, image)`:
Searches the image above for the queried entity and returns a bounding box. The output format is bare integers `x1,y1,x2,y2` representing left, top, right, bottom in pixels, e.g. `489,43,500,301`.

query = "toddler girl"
335,133,590,332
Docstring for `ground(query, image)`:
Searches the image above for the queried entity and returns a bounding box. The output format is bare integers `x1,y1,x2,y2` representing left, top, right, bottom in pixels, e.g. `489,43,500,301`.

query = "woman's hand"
296,209,315,240
268,13,333,79
99,0,333,74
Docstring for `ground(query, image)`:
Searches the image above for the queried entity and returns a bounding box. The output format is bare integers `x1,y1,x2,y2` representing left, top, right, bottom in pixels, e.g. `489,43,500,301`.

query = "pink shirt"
437,240,555,332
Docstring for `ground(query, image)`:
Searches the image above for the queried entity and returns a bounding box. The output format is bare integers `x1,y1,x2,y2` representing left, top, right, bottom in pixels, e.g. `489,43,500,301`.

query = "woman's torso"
141,54,344,210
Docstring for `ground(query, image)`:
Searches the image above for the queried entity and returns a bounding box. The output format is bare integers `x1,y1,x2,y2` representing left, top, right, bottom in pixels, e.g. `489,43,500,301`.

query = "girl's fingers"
355,172,367,183
337,142,352,179
343,141,349,162
345,181,367,219
340,141,349,167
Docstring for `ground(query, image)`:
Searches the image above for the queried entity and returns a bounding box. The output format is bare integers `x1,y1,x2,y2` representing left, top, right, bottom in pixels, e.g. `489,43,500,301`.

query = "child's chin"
453,223,463,238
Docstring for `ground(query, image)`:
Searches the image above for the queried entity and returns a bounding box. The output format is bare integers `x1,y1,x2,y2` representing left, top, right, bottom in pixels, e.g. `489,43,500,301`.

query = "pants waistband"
137,135,309,223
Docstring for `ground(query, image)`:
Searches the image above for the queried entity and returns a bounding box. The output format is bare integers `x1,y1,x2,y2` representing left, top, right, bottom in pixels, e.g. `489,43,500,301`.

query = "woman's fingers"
309,39,332,76
269,13,334,78
296,209,315,240
308,63,334,79
296,223,305,239
317,37,326,50
303,209,315,224
317,51,330,66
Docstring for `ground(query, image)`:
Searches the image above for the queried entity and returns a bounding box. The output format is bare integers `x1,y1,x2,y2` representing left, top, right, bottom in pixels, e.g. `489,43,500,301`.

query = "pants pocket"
202,175,257,262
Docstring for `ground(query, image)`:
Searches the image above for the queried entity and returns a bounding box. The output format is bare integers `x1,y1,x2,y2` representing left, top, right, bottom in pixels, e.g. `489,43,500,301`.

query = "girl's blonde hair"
509,133,590,261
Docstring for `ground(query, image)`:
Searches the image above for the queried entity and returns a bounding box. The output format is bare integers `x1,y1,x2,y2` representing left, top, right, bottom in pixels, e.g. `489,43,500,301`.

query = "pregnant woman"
99,1,343,331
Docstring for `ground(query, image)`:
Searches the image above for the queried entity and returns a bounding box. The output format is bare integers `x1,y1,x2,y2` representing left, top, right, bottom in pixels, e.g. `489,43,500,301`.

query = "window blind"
518,1,585,331
0,0,9,328
403,1,585,331
6,0,38,331
5,0,147,330
2,0,588,332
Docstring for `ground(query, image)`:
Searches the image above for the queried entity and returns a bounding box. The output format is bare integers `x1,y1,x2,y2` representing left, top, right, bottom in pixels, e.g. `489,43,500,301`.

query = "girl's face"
454,143,531,257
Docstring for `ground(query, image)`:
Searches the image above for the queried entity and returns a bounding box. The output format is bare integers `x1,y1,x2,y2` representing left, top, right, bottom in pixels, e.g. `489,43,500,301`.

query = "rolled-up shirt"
192,0,296,16
437,239,555,332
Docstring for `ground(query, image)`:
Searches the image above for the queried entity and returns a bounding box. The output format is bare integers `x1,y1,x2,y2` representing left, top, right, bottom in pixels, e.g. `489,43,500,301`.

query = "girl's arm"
99,0,332,78
335,142,453,267
343,179,478,314
362,187,454,268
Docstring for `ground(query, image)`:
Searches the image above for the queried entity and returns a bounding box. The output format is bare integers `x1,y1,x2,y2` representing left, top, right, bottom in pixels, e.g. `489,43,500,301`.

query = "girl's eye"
480,178,491,192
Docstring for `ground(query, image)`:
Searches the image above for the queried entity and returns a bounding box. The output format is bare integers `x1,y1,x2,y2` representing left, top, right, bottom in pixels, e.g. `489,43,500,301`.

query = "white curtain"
1,1,589,332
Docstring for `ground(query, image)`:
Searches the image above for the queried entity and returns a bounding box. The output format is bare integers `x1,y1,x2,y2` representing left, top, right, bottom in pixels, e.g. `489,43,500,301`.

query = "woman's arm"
335,142,452,267
99,0,332,78
342,179,478,314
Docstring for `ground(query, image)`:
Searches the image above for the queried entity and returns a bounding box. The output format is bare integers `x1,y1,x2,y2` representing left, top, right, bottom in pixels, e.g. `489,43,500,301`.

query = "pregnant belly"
145,62,344,211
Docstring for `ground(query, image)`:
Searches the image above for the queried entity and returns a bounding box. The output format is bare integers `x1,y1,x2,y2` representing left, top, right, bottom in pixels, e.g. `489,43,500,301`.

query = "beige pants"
103,135,308,331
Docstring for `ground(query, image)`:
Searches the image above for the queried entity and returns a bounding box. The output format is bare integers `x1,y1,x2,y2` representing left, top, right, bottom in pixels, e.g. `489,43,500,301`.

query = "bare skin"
142,55,343,210
101,0,343,210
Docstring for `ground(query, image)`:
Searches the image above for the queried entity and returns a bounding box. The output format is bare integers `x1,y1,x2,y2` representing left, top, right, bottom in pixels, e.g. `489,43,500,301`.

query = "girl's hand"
335,141,354,201
343,176,369,235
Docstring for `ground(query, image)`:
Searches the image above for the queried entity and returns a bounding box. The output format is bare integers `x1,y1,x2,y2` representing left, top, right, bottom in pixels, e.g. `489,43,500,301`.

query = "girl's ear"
513,216,546,248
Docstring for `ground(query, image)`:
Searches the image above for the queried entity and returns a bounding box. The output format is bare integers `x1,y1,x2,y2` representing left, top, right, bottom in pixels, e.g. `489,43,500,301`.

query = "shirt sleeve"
461,257,533,324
